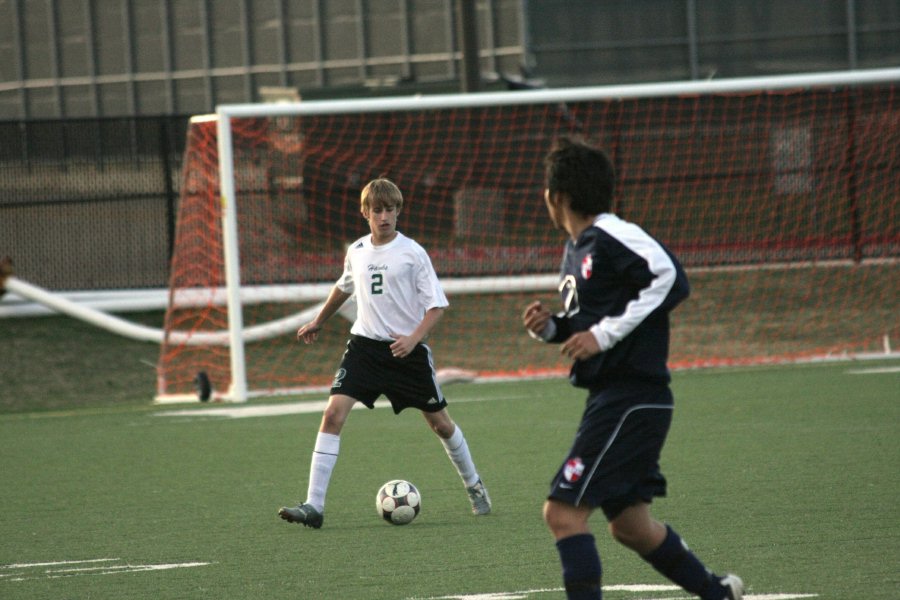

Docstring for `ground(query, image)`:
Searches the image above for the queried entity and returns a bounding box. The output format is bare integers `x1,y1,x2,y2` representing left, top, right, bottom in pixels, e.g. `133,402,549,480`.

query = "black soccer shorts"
548,380,674,521
329,334,448,414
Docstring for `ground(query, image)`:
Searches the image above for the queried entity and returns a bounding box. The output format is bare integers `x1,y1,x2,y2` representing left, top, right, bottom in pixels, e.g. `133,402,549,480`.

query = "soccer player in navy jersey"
278,178,490,529
523,138,743,600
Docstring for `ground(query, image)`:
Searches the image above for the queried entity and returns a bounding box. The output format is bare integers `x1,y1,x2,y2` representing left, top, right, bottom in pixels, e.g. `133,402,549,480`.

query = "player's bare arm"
524,300,601,358
297,286,352,343
390,306,444,358
560,330,601,360
522,300,552,336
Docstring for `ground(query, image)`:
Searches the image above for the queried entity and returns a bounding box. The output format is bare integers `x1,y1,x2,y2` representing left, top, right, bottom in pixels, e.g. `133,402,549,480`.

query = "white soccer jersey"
336,232,449,342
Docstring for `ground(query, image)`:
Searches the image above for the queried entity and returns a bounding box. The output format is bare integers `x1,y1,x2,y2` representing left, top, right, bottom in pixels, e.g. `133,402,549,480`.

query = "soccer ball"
376,479,421,525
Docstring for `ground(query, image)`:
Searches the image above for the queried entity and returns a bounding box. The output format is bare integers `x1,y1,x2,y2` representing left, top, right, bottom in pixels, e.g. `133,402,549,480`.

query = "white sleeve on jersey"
335,247,356,295
588,215,677,351
413,244,449,312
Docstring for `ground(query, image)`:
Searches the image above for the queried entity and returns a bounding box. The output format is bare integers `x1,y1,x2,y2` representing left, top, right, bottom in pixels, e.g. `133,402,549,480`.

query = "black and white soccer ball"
376,479,421,525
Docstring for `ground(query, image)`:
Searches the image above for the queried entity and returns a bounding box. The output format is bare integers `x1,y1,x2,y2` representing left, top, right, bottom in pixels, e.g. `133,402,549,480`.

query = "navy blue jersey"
547,213,689,388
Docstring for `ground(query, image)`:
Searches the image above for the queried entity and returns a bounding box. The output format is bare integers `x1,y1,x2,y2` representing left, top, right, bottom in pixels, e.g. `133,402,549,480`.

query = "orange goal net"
157,71,900,402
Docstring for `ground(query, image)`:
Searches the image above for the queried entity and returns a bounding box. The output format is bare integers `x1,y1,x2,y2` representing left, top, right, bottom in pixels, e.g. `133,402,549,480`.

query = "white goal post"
153,67,900,403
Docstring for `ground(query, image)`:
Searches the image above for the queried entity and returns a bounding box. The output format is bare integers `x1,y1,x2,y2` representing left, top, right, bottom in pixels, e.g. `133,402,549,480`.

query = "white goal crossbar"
213,67,900,402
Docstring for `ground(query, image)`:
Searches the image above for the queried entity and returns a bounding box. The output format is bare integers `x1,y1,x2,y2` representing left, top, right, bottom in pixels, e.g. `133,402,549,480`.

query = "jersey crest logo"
581,254,593,279
563,457,585,483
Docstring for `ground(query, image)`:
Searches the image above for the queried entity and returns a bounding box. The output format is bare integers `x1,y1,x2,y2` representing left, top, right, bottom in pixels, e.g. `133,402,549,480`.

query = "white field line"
410,586,817,600
845,365,900,374
153,394,529,420
155,398,334,418
747,596,818,600
1,561,818,599
1,559,210,582
0,558,119,569
48,562,210,574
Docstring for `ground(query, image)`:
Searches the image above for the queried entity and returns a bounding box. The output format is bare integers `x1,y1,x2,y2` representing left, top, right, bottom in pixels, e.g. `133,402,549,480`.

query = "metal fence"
0,117,189,290
528,0,900,87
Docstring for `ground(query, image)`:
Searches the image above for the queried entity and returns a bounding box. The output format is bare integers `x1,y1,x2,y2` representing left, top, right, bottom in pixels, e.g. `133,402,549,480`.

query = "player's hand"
561,331,601,361
297,322,322,344
389,334,417,358
522,301,551,335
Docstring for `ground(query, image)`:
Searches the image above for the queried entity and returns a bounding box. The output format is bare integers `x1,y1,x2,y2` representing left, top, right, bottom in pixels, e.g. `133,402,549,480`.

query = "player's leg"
278,393,356,528
545,383,669,599
387,341,491,515
607,501,666,553
422,409,475,483
306,393,356,507
544,499,602,600
611,502,743,599
422,408,491,514
599,379,743,600
280,335,388,526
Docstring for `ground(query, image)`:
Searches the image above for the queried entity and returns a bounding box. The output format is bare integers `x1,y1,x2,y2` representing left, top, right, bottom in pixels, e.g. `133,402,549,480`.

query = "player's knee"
543,500,586,537
608,521,634,546
319,413,343,434
430,420,454,438
320,398,351,433
542,501,557,528
608,518,658,552
424,412,455,438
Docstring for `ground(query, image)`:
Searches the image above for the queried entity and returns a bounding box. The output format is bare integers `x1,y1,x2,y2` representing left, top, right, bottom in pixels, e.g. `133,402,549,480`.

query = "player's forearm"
409,307,444,344
545,315,571,343
314,286,352,326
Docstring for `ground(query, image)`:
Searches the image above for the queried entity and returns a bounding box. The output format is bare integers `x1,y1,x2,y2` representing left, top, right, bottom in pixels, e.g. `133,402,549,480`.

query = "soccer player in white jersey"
278,178,491,528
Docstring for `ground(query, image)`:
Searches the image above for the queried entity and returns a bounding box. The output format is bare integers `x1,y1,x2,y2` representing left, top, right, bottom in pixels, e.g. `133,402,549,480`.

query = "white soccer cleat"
720,573,744,600
466,478,492,515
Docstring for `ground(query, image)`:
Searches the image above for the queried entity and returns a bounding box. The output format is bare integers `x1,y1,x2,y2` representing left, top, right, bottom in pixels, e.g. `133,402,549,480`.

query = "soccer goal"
157,68,900,403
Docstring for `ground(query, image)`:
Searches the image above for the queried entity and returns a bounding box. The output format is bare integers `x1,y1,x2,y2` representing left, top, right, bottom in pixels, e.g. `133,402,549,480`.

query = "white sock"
440,426,479,487
305,432,340,512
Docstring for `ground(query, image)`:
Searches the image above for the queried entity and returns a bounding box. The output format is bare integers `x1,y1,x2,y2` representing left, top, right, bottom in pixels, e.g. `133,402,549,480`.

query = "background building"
1,0,898,119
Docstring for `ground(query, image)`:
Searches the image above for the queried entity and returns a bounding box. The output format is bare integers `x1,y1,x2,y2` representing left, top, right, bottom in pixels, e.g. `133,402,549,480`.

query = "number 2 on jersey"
371,273,384,295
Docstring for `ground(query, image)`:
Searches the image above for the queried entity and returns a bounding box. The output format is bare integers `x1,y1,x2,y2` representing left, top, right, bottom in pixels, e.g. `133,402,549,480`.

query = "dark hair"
543,137,615,215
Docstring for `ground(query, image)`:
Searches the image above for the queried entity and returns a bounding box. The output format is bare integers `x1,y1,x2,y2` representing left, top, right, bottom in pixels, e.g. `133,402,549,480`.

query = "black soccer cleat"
278,502,324,529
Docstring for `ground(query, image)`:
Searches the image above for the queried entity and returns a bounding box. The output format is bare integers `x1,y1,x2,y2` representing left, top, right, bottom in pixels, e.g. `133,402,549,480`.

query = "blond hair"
360,178,404,213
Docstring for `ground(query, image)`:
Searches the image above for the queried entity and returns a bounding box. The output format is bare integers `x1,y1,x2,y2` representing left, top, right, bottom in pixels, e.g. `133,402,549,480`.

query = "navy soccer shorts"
548,380,674,521
329,335,448,414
